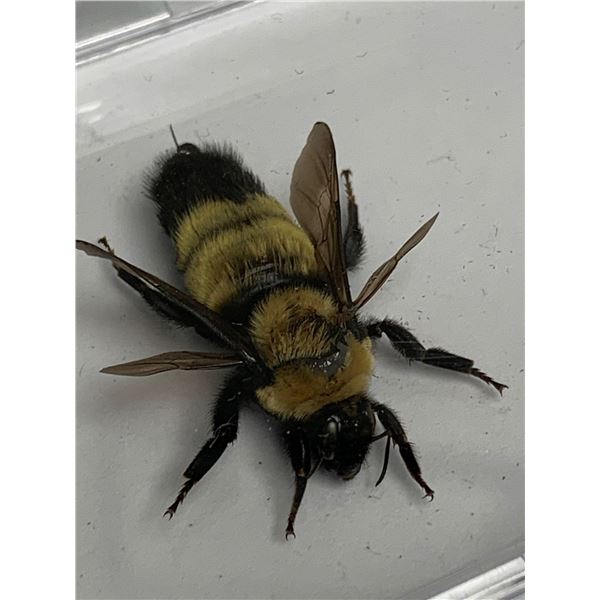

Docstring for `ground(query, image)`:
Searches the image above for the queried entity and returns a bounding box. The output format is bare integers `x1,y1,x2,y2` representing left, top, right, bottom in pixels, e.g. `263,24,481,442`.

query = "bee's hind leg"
163,374,243,519
367,318,508,395
341,169,366,270
91,238,222,342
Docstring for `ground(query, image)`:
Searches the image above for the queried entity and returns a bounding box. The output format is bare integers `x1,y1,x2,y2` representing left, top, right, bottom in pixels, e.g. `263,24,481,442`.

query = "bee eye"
318,416,340,460
326,418,339,435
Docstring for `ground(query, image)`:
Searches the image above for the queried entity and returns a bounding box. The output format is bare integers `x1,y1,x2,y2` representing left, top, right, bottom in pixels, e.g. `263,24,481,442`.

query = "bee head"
308,395,375,480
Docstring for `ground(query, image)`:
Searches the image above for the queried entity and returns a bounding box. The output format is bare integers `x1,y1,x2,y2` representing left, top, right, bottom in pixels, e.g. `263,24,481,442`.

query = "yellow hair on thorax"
256,335,374,420
250,287,338,367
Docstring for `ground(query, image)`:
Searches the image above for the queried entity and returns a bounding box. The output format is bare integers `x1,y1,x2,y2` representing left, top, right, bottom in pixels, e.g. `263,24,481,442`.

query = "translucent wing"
76,240,259,364
290,122,352,311
100,351,244,377
352,213,439,311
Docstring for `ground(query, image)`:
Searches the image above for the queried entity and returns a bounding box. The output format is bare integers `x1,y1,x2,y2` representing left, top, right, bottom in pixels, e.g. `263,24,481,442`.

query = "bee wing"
352,213,439,311
290,122,352,311
100,351,244,376
76,240,259,364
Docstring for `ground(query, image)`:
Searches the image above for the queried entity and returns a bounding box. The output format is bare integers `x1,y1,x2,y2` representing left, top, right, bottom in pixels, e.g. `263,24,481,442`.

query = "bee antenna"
169,124,180,150
308,454,324,478
375,433,391,487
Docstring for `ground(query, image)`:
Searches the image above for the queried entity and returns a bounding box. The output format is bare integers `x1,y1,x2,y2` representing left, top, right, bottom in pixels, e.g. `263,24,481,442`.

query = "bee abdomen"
146,142,266,237
147,142,318,311
180,215,317,310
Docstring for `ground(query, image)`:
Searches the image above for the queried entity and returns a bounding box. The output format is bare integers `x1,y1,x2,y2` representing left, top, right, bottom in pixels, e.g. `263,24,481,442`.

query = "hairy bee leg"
164,421,238,518
341,169,366,270
94,238,196,327
284,428,312,539
285,476,308,540
116,269,198,327
368,319,508,395
90,238,222,340
372,402,434,500
110,265,223,342
164,377,242,519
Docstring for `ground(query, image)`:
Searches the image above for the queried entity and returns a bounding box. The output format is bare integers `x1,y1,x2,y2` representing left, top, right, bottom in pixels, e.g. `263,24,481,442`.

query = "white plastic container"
76,3,524,598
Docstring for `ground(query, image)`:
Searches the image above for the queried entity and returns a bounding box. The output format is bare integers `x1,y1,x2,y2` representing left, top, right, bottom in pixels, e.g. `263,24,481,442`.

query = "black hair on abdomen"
145,142,267,237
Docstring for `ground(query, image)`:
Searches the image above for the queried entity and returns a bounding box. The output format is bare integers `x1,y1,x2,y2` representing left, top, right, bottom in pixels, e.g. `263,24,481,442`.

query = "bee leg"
372,402,435,500
341,169,366,270
120,269,225,342
96,242,222,342
283,428,312,539
163,377,242,519
116,268,200,327
368,319,508,395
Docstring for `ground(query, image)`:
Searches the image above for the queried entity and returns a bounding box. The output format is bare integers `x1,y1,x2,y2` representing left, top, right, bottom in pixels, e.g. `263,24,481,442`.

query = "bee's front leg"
283,427,312,540
371,401,434,501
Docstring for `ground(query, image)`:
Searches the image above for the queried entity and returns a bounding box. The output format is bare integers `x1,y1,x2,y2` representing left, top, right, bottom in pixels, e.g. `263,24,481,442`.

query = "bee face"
312,396,376,480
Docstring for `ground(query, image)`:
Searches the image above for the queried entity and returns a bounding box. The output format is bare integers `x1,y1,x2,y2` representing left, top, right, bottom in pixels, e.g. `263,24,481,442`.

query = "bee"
77,122,507,538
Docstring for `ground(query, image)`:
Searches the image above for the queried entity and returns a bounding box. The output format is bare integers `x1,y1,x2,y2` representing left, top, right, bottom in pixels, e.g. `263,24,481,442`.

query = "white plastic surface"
76,2,524,598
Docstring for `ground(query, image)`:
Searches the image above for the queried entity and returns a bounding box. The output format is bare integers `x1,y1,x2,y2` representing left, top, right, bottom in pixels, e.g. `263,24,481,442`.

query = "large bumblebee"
77,122,506,538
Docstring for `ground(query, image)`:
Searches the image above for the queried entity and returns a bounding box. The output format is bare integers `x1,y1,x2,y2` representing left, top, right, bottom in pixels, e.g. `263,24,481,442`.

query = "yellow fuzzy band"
173,195,291,270
171,194,319,310
183,218,317,309
250,286,338,367
255,336,374,420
